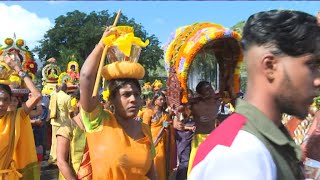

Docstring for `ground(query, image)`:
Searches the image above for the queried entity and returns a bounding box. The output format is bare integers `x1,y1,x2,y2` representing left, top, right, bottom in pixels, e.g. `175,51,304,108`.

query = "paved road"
40,161,58,180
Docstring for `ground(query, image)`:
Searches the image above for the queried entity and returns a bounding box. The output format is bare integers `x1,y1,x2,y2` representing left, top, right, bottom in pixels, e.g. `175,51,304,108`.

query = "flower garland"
58,72,71,85
233,55,244,94
174,23,213,75
173,23,218,103
165,22,243,103
67,60,79,73
165,24,198,70
102,88,110,101
164,26,188,72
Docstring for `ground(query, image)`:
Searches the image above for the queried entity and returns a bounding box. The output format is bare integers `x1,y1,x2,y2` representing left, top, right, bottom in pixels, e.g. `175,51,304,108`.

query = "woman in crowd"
137,94,153,121
173,89,195,180
56,90,92,180
7,96,22,112
29,94,46,162
143,92,176,180
79,27,156,179
0,55,42,179
137,82,154,120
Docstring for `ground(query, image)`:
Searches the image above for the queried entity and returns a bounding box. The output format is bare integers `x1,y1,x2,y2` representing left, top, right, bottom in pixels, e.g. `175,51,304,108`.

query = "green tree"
230,21,245,35
33,10,164,80
239,62,247,92
146,58,167,84
230,20,246,92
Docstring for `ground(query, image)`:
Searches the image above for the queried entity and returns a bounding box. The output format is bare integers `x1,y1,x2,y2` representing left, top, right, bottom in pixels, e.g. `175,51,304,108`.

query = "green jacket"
236,99,304,180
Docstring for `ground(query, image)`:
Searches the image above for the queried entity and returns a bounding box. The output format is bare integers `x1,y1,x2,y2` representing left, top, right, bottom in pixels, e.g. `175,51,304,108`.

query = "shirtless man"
186,81,221,176
191,81,221,134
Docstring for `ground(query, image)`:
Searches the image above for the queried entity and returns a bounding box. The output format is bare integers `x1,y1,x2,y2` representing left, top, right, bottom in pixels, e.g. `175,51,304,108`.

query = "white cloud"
46,1,65,5
0,3,52,50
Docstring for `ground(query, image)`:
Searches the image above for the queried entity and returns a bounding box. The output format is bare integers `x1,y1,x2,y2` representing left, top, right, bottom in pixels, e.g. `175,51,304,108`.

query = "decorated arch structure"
42,56,80,95
164,22,243,107
0,37,38,95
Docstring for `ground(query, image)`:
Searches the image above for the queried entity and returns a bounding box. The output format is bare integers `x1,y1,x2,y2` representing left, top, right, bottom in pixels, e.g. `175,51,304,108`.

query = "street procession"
1,1,320,180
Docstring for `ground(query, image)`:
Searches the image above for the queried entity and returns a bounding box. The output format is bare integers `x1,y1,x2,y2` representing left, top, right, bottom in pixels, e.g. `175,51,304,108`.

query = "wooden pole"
92,9,121,97
112,9,122,26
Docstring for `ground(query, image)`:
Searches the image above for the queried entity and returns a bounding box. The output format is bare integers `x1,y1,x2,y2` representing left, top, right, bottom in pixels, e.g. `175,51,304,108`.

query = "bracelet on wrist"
18,70,28,79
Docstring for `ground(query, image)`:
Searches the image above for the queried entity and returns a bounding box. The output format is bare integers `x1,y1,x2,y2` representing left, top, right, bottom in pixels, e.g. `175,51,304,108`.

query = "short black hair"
196,81,211,94
152,91,166,104
108,78,141,100
0,84,12,97
151,91,167,111
60,83,68,92
241,10,320,57
72,89,80,100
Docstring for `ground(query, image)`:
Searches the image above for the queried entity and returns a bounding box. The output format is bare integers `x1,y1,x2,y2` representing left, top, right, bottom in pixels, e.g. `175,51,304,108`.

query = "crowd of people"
1,9,320,180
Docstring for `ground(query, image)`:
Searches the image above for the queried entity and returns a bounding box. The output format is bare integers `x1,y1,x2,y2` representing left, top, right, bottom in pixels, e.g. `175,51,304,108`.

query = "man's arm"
56,135,76,180
3,55,42,114
80,28,117,113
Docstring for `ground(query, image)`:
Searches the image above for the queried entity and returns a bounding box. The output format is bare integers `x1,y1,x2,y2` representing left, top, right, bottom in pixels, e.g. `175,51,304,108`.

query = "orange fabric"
57,118,92,180
137,107,147,119
76,143,92,180
85,112,153,180
0,111,14,169
143,109,176,180
0,110,17,179
14,109,38,170
0,108,39,179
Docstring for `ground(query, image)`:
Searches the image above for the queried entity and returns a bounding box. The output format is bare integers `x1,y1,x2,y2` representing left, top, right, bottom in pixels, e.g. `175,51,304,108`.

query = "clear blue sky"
2,1,320,45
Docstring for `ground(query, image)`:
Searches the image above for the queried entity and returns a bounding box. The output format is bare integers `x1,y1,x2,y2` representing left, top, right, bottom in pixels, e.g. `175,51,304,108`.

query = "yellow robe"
81,105,155,180
137,107,147,119
0,108,40,180
187,134,209,177
143,109,176,180
57,120,92,180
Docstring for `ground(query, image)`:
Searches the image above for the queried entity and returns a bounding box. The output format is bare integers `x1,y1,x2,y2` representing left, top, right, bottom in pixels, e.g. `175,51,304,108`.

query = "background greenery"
33,10,246,91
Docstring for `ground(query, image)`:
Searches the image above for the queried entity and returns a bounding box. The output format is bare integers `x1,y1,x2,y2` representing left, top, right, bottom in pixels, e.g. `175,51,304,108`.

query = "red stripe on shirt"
192,113,247,169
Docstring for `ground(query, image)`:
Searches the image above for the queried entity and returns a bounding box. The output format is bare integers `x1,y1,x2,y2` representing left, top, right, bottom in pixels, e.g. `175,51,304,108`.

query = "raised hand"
2,55,21,72
97,27,119,51
103,26,117,37
173,118,185,131
184,125,196,132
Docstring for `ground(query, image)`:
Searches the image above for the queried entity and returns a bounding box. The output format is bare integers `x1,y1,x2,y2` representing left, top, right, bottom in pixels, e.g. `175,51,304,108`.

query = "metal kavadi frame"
164,22,243,108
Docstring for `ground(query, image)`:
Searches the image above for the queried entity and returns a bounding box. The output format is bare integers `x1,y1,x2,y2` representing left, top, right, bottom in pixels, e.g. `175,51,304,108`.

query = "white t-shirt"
189,130,276,180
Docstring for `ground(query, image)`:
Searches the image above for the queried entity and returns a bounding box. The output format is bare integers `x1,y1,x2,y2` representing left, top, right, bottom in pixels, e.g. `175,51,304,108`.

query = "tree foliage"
230,21,245,35
230,20,246,92
33,10,164,80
